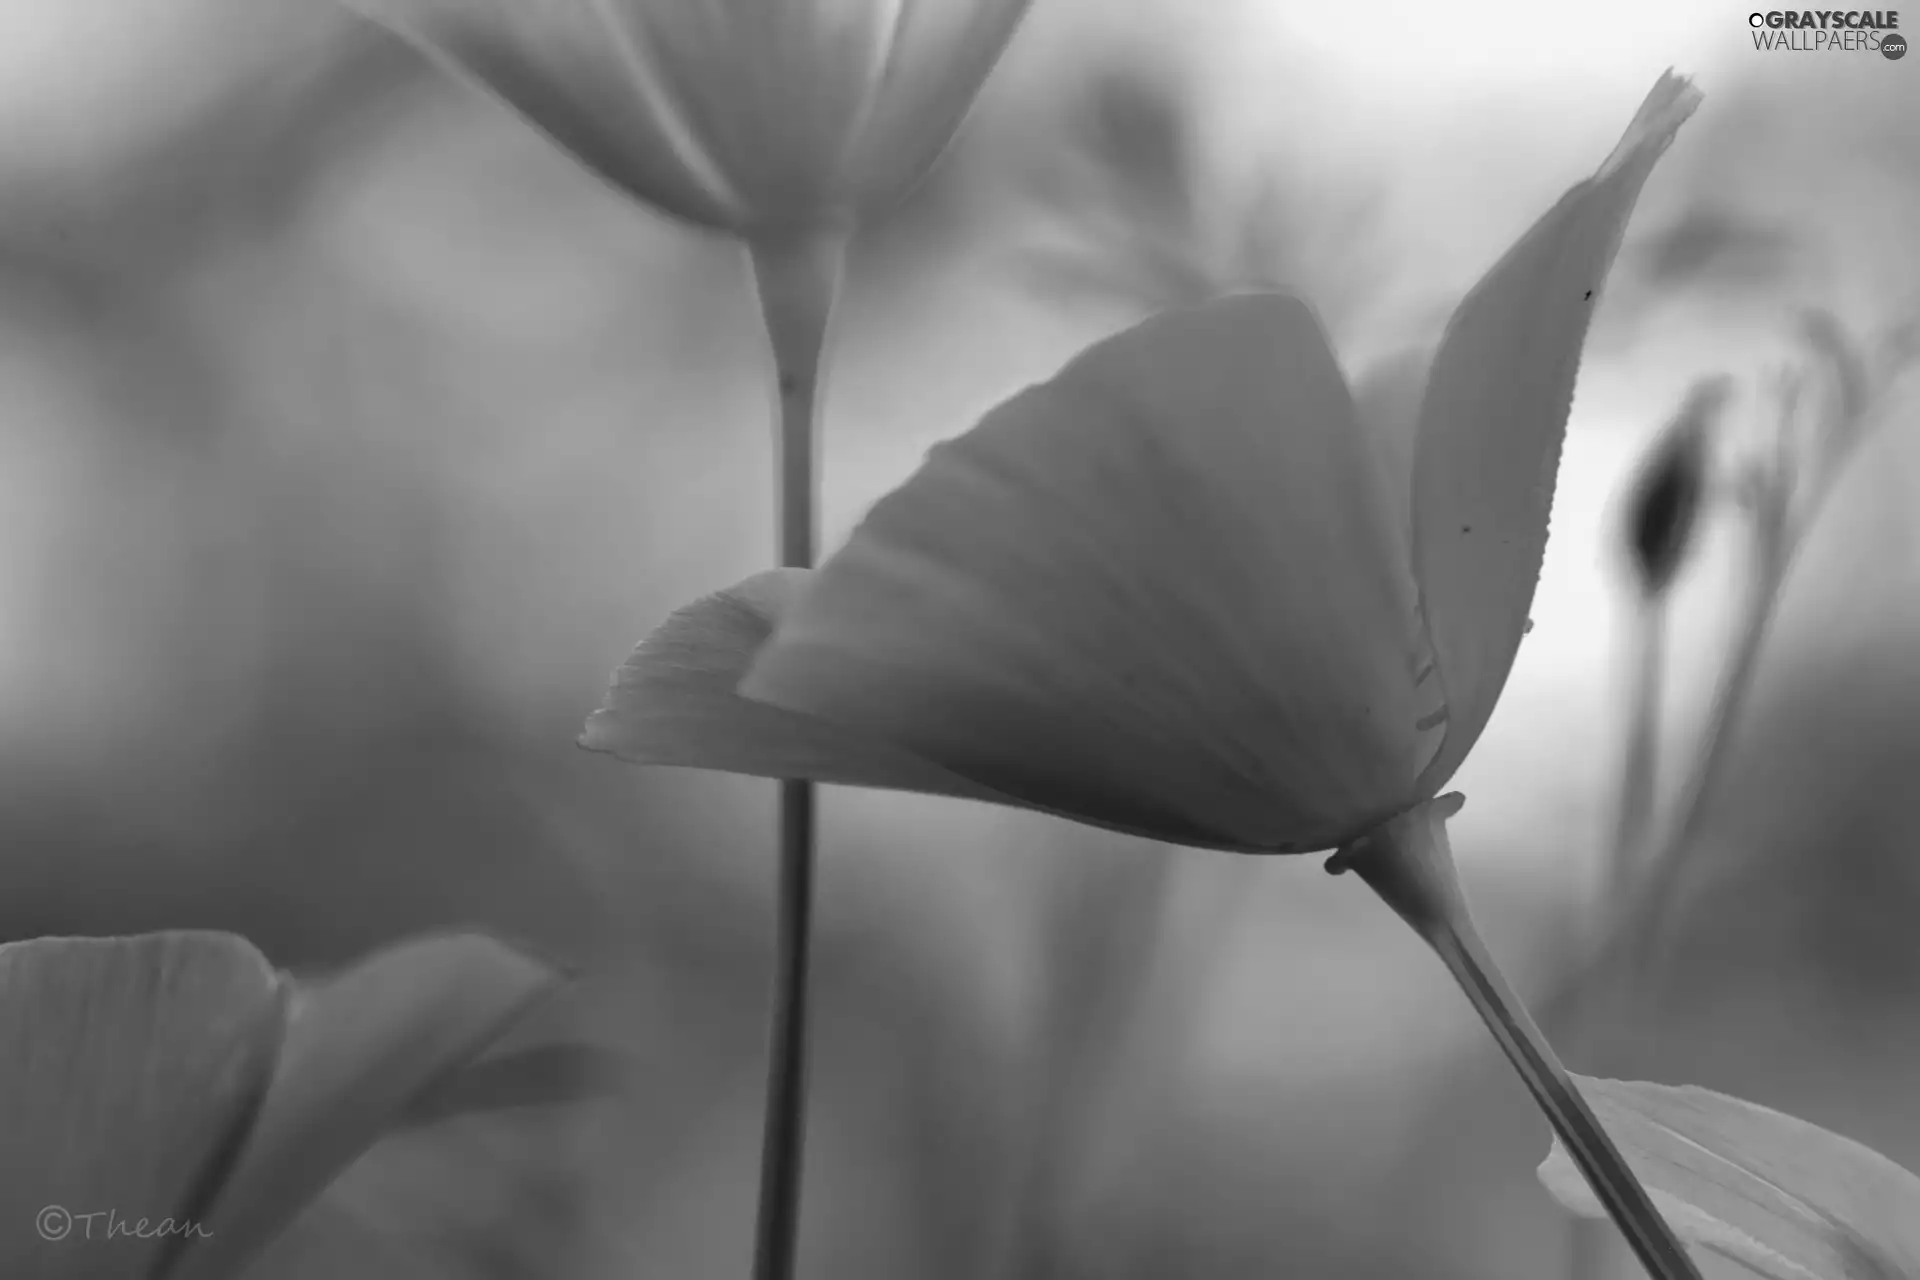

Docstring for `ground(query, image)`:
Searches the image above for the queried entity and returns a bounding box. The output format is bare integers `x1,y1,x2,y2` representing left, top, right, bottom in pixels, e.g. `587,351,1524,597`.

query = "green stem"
1330,797,1703,1280
746,228,848,1280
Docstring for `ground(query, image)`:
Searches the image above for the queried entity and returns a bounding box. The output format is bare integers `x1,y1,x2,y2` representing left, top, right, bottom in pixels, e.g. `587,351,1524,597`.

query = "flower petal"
1411,72,1701,788
584,570,1285,850
580,569,1006,801
604,0,904,230
742,294,1444,852
852,0,1034,209
0,932,284,1280
343,0,740,229
169,935,558,1280
1350,344,1435,559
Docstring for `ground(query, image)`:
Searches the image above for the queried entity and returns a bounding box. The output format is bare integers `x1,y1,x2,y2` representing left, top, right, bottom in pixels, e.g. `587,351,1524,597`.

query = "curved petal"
742,295,1444,852
582,569,1002,798
1411,72,1701,789
0,932,285,1280
1350,343,1435,560
852,0,1034,209
343,0,740,230
169,935,558,1280
582,570,1282,851
608,0,898,231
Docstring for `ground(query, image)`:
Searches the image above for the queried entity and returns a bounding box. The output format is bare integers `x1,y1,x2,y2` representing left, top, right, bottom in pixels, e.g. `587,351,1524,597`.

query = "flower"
583,73,1702,853
2,930,555,1280
342,0,1034,238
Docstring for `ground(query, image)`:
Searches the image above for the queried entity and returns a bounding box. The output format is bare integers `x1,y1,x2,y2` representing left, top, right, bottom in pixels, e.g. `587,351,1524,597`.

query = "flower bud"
1624,376,1727,597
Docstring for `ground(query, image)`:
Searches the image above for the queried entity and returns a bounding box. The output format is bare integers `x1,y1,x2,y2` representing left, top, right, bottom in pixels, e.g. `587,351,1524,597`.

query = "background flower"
343,0,1033,236
1,931,555,1280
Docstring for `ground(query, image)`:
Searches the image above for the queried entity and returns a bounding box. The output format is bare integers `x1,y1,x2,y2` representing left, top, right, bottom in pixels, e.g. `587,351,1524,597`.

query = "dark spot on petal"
1584,290,1593,300
1460,524,1472,534
778,372,803,395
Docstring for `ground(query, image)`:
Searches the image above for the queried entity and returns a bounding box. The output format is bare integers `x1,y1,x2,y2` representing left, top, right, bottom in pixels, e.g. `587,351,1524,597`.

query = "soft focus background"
1,1,1917,1277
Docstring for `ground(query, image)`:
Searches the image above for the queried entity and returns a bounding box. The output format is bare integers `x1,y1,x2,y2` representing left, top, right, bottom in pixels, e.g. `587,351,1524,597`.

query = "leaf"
580,568,1006,802
393,1041,637,1129
0,932,285,1280
168,934,559,1280
1411,71,1701,791
741,293,1444,853
1539,1076,1920,1280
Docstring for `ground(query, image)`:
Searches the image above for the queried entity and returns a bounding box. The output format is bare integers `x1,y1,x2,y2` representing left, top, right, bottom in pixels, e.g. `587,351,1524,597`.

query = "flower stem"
1329,797,1703,1280
1568,587,1671,1280
1617,536,1782,989
746,228,848,1280
1608,597,1667,900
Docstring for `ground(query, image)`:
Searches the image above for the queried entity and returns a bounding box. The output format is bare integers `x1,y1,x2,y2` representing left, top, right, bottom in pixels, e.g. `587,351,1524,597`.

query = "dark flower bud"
1624,376,1729,596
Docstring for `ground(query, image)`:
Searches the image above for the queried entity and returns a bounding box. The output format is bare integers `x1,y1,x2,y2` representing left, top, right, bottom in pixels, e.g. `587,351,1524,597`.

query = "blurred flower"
2,930,555,1280
342,0,1033,238
1011,63,1386,330
1622,376,1728,597
584,74,1702,854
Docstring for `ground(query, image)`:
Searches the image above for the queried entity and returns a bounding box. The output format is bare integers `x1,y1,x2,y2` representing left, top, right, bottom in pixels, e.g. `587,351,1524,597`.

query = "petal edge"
1412,72,1702,788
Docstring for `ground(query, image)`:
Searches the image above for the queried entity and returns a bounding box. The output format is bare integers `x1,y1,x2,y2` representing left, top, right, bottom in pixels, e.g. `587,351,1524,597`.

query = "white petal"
743,295,1443,852
1411,72,1701,789
345,0,741,229
0,933,284,1279
851,0,1034,209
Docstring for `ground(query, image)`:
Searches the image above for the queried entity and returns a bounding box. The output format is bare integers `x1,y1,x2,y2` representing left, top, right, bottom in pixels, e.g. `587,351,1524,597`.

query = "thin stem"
1330,797,1703,1280
746,229,849,1280
1608,598,1667,901
1539,361,1895,1053
1617,369,1873,992
1617,530,1784,991
1568,591,1668,1280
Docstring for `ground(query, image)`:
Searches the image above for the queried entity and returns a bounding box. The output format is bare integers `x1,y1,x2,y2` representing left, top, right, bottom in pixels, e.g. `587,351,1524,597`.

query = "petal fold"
1411,72,1701,788
580,569,1008,803
743,294,1443,851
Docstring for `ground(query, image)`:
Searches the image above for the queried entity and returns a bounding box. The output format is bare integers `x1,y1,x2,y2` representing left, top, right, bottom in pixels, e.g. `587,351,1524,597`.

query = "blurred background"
0,0,1916,1276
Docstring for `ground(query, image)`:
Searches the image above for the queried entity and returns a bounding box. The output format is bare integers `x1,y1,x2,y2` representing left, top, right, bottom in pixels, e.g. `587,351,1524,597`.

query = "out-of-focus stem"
1618,367,1872,991
1000,851,1183,1277
1330,797,1704,1280
1609,599,1667,900
1618,527,1784,991
746,228,849,1280
1568,590,1669,1280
